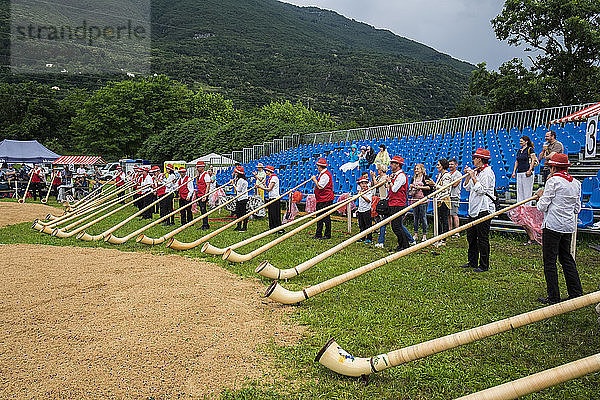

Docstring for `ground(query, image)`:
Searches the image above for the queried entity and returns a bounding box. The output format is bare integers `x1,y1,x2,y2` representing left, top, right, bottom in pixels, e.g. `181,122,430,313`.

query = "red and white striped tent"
550,102,600,124
52,155,106,165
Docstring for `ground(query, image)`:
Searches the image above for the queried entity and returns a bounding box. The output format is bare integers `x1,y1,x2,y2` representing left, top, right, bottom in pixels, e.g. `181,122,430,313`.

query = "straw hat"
391,156,404,165
472,148,491,160
547,153,571,167
256,163,264,168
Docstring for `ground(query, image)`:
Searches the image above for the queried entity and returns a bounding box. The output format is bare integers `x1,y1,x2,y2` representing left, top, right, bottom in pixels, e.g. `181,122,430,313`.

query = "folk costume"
178,167,193,225
233,166,249,231
313,158,334,239
195,161,212,230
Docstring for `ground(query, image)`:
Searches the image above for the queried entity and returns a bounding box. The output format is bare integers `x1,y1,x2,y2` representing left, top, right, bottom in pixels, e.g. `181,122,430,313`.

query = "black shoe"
561,294,583,302
537,296,560,305
474,268,488,273
201,226,210,230
357,239,364,243
312,235,322,239
459,264,472,268
233,227,240,231
239,228,247,232
319,236,331,240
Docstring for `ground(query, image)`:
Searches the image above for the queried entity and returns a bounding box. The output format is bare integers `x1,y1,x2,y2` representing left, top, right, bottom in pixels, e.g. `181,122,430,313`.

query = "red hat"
179,167,187,173
150,166,160,172
234,166,245,175
391,156,404,165
547,153,571,167
166,164,174,170
316,158,327,167
472,148,491,160
196,161,205,167
358,176,369,184
264,165,275,173
116,165,121,169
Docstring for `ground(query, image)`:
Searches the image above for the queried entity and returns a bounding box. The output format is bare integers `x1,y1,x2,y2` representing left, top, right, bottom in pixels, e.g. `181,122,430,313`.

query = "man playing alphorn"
311,158,334,240
461,148,496,272
386,156,411,251
259,165,283,233
177,167,193,225
535,153,583,305
195,161,212,230
162,164,177,226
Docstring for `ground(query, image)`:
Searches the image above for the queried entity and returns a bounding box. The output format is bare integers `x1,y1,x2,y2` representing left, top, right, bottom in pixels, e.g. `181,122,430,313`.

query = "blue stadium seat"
587,188,600,210
578,206,594,229
582,177,598,198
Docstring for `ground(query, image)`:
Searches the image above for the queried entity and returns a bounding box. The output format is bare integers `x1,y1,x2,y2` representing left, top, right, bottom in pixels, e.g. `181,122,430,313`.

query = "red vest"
115,171,125,186
52,172,62,185
196,171,208,197
156,174,166,196
315,169,334,202
31,168,41,183
178,176,190,199
388,170,408,207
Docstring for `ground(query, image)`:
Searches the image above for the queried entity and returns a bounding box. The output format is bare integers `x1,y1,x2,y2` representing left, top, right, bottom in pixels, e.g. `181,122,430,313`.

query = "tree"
492,0,600,105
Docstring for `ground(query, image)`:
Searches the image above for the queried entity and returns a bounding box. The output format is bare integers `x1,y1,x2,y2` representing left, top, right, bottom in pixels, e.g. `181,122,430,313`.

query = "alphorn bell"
316,291,600,378
222,180,386,263
18,169,34,204
136,184,253,246
40,171,57,204
78,181,172,242
257,174,466,279
266,195,538,304
455,352,600,400
167,178,312,251
201,200,343,255
105,180,233,244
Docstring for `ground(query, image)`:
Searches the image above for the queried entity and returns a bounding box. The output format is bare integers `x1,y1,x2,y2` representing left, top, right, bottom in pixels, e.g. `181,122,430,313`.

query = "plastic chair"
578,206,594,229
581,177,598,198
588,188,600,210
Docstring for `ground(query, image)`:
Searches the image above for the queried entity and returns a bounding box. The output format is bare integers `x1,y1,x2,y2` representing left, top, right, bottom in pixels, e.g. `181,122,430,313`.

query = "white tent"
189,153,236,166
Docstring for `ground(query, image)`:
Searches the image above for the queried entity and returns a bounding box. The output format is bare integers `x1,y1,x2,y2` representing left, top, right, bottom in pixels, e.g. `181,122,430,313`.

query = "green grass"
2,198,600,399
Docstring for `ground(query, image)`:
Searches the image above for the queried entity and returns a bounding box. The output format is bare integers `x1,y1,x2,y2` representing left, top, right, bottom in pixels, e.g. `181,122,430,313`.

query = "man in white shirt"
140,167,154,219
448,158,462,235
356,176,373,243
259,165,283,232
162,164,177,225
460,148,495,272
534,153,583,305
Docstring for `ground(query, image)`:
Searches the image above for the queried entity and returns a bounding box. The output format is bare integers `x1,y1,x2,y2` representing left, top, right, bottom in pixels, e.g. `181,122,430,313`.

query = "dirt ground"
0,244,303,399
0,202,62,228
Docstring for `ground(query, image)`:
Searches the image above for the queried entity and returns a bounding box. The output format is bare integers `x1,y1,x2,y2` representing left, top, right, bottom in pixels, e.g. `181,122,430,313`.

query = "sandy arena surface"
0,202,62,228
0,244,303,398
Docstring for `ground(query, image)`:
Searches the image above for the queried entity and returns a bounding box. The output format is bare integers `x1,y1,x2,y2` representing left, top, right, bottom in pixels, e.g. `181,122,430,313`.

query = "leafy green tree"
257,100,337,130
492,0,600,104
191,91,238,124
70,75,194,160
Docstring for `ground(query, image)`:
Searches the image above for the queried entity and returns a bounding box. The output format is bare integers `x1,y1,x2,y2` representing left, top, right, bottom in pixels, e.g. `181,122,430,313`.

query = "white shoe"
375,243,384,248
453,233,460,238
409,241,417,246
422,235,427,242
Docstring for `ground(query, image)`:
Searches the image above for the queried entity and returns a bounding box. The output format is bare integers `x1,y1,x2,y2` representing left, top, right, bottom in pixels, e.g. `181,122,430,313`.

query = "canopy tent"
52,155,106,165
0,139,60,164
550,102,600,124
189,152,236,166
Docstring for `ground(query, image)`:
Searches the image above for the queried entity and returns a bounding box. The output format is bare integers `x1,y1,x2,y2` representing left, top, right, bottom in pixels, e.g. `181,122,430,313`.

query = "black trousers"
357,210,372,241
466,211,491,270
160,193,174,223
315,200,333,238
141,193,154,219
438,203,450,234
198,198,209,228
179,197,192,225
235,199,249,230
267,199,282,230
30,181,42,200
390,205,409,250
542,228,583,301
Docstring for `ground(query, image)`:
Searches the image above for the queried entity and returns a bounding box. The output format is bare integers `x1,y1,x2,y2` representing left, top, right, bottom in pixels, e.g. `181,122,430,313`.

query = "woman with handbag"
409,163,431,242
427,159,452,246
512,136,538,205
371,165,389,248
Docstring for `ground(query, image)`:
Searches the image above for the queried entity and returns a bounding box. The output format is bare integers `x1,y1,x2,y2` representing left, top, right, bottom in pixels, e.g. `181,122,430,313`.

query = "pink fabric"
283,203,299,224
191,192,198,213
336,193,356,216
209,188,225,207
508,205,544,244
306,194,316,213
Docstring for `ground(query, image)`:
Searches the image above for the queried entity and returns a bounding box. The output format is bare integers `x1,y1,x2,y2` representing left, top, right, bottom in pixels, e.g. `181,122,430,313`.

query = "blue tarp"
0,140,61,163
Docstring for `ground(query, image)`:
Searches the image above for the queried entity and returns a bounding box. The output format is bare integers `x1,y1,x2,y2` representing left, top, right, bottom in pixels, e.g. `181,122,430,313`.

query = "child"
356,176,373,243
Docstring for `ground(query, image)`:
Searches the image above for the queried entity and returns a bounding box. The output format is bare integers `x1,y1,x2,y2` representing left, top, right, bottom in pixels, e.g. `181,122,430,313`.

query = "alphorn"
52,188,153,238
77,181,174,241
137,185,255,246
257,174,466,279
63,179,115,211
167,178,312,251
105,180,234,244
17,170,34,204
222,180,386,263
455,352,600,400
32,182,141,232
40,171,56,204
202,200,343,255
315,291,600,378
266,195,538,304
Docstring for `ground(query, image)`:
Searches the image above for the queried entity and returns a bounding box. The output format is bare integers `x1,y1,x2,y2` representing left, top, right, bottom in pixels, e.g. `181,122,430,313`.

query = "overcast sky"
279,0,530,70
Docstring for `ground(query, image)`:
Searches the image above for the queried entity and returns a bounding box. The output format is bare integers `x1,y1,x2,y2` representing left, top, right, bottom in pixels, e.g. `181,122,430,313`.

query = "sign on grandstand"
585,115,598,159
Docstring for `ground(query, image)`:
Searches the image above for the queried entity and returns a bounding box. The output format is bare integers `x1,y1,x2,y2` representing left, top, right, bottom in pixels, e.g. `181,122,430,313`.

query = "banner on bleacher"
585,115,598,159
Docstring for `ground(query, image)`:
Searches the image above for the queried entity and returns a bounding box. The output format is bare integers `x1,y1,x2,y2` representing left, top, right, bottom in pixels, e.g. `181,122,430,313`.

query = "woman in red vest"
311,158,334,240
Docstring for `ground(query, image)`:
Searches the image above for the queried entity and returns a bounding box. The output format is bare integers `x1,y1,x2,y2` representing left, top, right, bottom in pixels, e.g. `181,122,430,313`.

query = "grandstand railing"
213,102,595,165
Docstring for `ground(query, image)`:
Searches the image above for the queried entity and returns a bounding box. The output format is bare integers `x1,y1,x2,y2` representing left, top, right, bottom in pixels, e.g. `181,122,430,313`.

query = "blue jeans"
413,202,428,235
378,223,387,244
